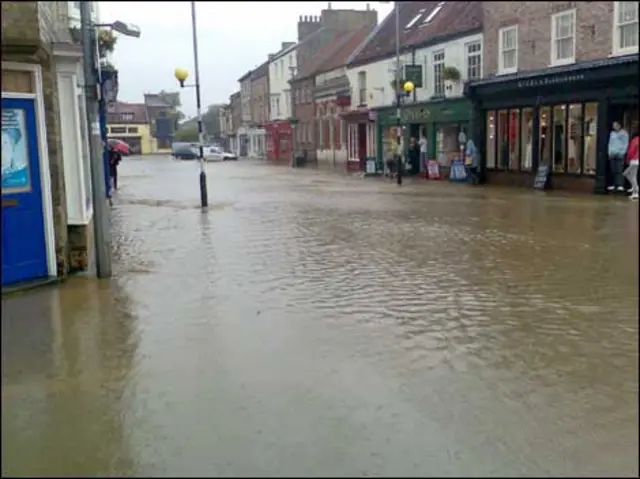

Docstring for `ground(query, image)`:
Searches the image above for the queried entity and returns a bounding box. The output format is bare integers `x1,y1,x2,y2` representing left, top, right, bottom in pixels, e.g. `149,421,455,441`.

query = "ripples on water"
2,158,638,477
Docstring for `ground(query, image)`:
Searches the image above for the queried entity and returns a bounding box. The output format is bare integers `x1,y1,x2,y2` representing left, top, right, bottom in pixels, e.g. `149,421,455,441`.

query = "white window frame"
465,40,483,81
550,9,576,66
432,50,445,97
612,1,639,56
498,25,518,75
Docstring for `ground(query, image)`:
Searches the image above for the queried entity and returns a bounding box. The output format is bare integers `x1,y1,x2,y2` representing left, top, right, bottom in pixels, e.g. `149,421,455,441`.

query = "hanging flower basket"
442,66,461,82
97,29,117,58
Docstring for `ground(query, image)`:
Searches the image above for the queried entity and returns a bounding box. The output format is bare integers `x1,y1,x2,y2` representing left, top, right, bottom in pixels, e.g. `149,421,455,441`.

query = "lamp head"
174,68,189,87
403,81,415,93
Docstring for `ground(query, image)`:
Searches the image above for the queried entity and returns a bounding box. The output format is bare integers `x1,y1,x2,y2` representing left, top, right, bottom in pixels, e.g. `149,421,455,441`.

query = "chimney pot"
366,3,370,10
328,2,332,9
299,15,302,21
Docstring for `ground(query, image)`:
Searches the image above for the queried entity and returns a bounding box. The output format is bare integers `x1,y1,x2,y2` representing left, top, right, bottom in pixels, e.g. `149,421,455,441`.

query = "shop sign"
517,73,585,88
404,64,423,88
402,107,430,123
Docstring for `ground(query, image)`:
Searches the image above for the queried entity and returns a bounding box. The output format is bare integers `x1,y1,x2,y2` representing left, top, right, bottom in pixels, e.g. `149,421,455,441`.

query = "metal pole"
191,1,208,208
80,2,112,278
395,1,402,186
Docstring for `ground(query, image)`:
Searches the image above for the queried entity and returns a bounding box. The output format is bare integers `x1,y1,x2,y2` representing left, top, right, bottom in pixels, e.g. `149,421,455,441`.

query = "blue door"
2,97,48,286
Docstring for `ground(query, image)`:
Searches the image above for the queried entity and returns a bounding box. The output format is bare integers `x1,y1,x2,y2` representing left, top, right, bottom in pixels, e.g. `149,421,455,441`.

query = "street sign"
404,64,423,88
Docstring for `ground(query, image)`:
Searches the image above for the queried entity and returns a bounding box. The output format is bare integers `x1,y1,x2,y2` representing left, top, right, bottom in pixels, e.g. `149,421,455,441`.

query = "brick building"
249,61,269,157
466,1,639,194
290,5,378,162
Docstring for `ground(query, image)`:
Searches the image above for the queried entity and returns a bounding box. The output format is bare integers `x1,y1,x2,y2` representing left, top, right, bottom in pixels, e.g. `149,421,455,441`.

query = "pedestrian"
419,130,428,173
109,145,122,191
408,137,420,175
607,120,629,193
623,127,639,200
465,138,481,185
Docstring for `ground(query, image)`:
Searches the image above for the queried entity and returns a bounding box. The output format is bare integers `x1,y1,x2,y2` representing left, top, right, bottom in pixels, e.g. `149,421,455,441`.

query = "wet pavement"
2,155,638,477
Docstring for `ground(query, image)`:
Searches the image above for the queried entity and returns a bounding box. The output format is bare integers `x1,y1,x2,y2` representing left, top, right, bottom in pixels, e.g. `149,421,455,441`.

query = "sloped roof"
143,92,180,108
250,60,269,81
238,70,252,82
349,1,481,68
296,26,373,80
107,101,148,124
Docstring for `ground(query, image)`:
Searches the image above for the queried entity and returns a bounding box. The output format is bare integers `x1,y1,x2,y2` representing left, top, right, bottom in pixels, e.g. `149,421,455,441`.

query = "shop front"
342,109,376,172
265,120,293,162
375,98,473,175
465,54,639,193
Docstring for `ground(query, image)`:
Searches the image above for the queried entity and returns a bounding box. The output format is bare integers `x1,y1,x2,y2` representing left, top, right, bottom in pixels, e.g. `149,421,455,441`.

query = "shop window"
486,111,496,169
567,104,583,173
436,124,461,165
507,110,520,171
583,103,598,175
497,110,509,169
521,108,533,171
127,127,139,134
539,106,551,166
552,105,567,172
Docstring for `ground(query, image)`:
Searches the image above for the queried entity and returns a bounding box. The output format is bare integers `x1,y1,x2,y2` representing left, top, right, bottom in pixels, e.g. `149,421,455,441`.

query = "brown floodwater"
2,157,638,477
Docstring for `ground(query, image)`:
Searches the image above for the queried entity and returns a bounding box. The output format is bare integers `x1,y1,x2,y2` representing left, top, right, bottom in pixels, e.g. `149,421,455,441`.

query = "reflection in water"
2,279,138,476
2,157,638,477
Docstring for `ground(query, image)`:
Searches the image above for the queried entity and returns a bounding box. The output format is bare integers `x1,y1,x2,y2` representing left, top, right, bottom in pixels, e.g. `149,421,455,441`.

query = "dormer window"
405,9,426,29
422,2,445,25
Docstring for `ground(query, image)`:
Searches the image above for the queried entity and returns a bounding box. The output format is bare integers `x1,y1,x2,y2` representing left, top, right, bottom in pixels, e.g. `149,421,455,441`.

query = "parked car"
108,138,131,156
221,150,238,161
173,145,198,160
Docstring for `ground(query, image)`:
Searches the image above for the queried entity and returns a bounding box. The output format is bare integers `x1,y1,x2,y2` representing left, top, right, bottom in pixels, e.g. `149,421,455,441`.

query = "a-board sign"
534,164,550,190
427,159,440,180
449,159,468,182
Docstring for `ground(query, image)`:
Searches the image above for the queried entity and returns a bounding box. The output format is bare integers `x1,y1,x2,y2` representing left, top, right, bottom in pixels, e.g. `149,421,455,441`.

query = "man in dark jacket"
109,146,122,190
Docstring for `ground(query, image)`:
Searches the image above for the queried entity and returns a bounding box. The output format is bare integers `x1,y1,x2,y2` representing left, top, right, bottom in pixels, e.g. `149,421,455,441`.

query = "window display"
521,108,533,171
583,103,597,175
552,105,566,173
567,104,583,173
539,106,551,166
497,110,509,169
508,110,520,171
486,111,496,168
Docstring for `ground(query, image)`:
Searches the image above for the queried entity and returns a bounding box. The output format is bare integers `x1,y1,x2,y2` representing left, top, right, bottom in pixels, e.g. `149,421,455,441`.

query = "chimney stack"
328,2,332,9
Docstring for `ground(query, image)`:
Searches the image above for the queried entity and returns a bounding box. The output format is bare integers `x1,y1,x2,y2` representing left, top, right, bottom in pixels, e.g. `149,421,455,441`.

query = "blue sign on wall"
449,159,468,182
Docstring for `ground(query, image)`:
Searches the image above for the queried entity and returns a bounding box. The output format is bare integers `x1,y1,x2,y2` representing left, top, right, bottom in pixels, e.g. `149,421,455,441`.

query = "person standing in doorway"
607,120,629,192
623,127,639,200
419,130,428,174
108,144,122,191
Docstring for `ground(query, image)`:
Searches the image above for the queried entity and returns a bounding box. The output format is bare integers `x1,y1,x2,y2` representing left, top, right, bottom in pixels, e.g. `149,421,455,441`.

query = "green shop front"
375,98,473,174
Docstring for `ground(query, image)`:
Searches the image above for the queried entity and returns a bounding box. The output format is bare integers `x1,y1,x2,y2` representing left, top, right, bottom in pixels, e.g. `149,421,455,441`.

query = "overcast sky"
99,1,393,118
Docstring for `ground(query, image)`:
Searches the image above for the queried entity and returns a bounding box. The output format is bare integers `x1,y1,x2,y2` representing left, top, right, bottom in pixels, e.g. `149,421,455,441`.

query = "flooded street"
2,156,638,477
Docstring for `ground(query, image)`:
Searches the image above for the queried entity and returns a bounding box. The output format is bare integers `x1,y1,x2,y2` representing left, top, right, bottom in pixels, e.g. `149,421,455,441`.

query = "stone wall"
2,1,69,277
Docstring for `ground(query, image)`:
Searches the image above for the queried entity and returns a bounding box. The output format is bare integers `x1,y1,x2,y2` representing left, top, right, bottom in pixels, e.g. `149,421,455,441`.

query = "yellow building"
107,102,160,154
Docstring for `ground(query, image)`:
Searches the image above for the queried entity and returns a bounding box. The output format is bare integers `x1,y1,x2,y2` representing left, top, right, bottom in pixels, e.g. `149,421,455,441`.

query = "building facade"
107,102,156,155
466,1,639,193
344,1,483,174
237,71,252,157
2,1,102,285
144,91,180,153
290,6,379,163
229,91,242,154
265,42,297,162
313,27,376,170
248,61,269,158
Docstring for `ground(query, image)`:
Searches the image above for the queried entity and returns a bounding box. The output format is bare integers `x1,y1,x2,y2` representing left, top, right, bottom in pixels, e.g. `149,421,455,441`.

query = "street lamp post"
174,1,208,208
393,2,415,186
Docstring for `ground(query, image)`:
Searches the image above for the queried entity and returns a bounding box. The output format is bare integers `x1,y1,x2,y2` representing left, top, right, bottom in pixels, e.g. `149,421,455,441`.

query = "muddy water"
2,157,638,477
